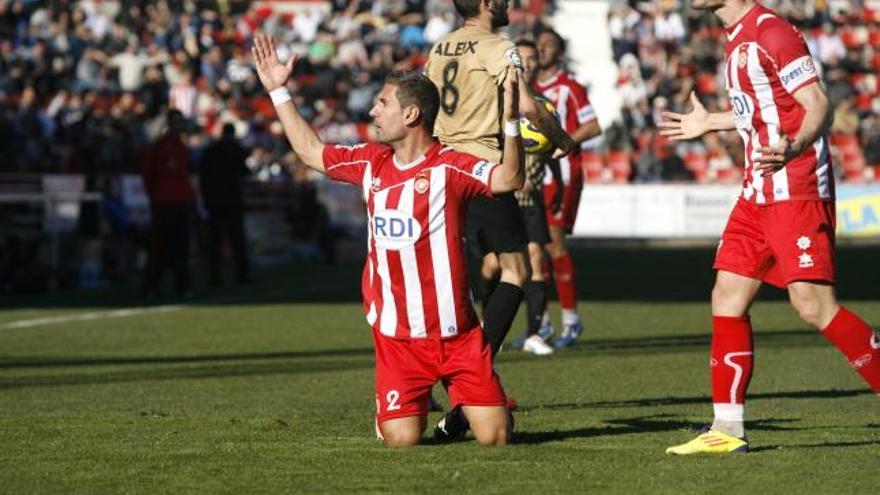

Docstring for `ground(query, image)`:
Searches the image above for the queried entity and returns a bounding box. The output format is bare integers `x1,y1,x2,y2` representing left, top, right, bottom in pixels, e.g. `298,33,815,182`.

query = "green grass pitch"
1,252,878,494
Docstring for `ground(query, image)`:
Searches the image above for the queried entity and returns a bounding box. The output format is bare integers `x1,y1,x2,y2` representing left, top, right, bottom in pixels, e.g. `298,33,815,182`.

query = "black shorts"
467,193,528,256
521,205,551,245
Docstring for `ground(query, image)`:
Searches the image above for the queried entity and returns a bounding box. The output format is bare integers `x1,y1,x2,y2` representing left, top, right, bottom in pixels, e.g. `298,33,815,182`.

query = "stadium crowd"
0,0,552,180
2,0,876,184
0,0,878,291
609,0,880,183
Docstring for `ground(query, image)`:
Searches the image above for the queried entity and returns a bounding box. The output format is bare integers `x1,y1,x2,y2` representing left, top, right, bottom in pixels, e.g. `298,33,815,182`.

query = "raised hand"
251,34,295,92
503,64,519,122
658,92,710,141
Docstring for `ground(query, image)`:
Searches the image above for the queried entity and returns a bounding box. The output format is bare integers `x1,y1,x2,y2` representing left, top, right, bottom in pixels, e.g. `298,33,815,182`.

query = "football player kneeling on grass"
252,34,526,446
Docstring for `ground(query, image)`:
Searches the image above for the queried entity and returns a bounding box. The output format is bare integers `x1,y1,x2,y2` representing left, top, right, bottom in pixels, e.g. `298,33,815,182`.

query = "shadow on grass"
498,329,827,361
512,414,690,444
0,354,375,390
0,348,373,369
528,388,870,411
750,439,880,452
0,329,841,390
510,415,864,446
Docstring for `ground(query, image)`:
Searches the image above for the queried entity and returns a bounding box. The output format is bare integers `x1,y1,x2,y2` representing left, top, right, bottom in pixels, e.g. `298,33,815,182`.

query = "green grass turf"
1,260,878,494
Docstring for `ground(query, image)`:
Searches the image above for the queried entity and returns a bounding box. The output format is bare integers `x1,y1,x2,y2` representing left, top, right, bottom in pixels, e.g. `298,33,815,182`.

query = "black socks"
481,281,523,357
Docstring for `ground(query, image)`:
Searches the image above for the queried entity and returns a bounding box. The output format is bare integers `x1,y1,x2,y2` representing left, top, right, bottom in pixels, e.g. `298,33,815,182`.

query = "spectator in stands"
141,109,194,298
199,122,252,287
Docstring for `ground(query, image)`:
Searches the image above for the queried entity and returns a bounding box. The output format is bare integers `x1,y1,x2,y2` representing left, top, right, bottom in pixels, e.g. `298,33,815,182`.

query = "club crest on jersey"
414,177,429,194
737,50,748,68
372,209,422,250
371,177,382,192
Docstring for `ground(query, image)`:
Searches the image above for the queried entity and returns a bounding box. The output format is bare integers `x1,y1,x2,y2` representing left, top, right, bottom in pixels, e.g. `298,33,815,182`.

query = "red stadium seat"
870,29,880,47
356,123,370,141
830,132,860,149
581,151,604,183
716,167,741,184
696,73,717,96
606,150,632,183
684,151,709,172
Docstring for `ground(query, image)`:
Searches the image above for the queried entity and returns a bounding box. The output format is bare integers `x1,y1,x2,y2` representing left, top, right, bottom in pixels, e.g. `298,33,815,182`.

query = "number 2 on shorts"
385,390,401,411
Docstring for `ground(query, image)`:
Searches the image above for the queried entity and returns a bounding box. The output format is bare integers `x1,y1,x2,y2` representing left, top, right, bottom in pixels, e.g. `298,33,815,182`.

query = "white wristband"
504,120,520,137
269,87,292,106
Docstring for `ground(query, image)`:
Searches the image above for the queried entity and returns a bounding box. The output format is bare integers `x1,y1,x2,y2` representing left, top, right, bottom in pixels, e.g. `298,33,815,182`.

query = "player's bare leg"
478,253,501,309
462,405,511,446
667,270,761,454
545,225,581,347
787,281,838,329
378,415,427,447
707,270,762,439
789,281,880,393
711,270,762,317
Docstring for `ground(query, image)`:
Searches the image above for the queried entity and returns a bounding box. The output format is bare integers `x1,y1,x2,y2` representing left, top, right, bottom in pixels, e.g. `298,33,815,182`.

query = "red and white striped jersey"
723,4,834,205
534,71,596,186
323,141,498,340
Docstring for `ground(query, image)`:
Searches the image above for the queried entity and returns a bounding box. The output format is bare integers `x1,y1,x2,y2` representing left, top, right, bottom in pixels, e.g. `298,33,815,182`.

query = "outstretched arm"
658,92,735,140
491,65,526,194
252,35,325,172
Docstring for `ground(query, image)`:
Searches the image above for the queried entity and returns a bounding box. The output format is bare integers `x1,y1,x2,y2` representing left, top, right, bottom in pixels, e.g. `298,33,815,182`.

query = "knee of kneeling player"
381,427,422,447
474,424,509,446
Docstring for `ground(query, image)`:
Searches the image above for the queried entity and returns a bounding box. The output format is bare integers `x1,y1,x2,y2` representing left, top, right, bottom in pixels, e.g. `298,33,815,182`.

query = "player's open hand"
503,64,519,121
658,92,710,141
754,135,796,175
252,34,295,92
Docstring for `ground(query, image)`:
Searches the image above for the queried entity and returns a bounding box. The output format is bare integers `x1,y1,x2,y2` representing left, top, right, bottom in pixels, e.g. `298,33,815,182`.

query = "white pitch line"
0,304,185,330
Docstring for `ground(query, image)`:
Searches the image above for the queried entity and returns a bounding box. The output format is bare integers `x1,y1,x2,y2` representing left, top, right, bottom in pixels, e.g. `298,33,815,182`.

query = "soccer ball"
519,97,558,155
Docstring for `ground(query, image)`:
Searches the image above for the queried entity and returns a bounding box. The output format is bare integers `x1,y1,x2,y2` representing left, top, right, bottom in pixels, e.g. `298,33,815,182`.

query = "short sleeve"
443,150,499,199
322,143,381,186
480,36,520,86
758,18,819,95
570,81,597,124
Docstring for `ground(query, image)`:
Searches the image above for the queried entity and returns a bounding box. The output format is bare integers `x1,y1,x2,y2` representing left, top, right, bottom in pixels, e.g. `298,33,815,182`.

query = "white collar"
393,152,426,170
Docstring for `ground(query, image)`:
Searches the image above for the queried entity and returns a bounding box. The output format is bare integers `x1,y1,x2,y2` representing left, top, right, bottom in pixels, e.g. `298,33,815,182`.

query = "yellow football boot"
666,429,749,455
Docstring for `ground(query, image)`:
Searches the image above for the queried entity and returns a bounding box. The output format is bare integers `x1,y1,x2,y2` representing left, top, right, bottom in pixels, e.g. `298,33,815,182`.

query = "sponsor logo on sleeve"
335,143,368,151
780,56,816,91
472,160,491,181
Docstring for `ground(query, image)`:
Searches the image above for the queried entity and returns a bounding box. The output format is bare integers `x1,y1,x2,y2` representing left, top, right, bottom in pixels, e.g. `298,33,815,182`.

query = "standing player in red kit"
252,35,526,446
533,29,602,347
660,0,880,454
